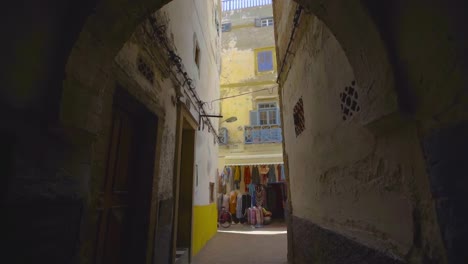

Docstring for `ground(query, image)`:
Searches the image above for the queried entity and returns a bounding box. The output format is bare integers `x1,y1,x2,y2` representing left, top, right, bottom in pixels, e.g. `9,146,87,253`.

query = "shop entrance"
217,164,287,226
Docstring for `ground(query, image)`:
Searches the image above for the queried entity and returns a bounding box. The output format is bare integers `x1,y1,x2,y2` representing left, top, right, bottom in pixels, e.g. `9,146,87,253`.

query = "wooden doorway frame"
171,104,198,263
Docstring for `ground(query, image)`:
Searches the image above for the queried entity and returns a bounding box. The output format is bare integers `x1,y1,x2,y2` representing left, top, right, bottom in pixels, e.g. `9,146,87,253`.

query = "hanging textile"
280,165,286,181
236,193,243,218
222,194,229,210
267,164,276,183
243,166,251,192
259,165,269,184
229,190,237,214
277,164,286,181
251,165,260,184
217,193,223,215
228,166,234,191
234,166,241,189
248,183,256,207
241,194,251,216
255,185,266,207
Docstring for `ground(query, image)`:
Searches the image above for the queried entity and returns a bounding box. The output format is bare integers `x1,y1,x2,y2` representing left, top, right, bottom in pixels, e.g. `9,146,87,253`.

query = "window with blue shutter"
219,127,228,144
257,51,273,72
250,110,259,126
222,22,231,32
257,103,279,125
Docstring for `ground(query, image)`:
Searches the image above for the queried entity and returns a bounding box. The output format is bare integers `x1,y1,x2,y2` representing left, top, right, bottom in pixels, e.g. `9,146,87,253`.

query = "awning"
222,153,283,166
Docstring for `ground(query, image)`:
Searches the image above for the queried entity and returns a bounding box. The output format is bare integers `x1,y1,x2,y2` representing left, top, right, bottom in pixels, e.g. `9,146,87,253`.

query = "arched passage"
2,0,468,263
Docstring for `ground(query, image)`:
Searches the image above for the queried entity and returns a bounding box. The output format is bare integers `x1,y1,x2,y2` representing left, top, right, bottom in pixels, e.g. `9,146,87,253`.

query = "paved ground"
192,221,288,264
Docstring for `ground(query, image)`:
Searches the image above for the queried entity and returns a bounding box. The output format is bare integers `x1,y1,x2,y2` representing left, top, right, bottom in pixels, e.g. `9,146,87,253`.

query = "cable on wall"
146,14,221,143
276,4,303,85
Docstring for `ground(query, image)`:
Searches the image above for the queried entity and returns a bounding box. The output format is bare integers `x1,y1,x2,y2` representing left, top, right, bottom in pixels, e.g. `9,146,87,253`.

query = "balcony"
244,125,282,144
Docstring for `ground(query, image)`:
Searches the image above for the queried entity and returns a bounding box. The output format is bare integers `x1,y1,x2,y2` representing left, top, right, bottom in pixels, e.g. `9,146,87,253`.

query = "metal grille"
222,0,272,11
339,81,360,121
137,56,154,84
293,97,305,137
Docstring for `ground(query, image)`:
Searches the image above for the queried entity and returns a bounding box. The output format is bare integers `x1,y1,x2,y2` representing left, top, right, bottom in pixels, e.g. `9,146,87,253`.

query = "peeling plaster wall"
219,5,282,171
161,0,221,206
275,6,444,263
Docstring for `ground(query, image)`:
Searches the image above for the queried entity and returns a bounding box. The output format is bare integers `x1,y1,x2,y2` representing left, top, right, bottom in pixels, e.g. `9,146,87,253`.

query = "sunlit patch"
217,230,287,235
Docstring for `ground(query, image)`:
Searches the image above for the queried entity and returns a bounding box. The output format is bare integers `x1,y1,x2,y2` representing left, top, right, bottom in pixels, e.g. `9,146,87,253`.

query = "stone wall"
273,1,450,262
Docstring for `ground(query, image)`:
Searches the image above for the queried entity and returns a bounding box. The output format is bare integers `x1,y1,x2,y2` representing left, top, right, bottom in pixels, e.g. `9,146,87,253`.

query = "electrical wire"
147,14,221,143
276,4,303,84
205,85,276,110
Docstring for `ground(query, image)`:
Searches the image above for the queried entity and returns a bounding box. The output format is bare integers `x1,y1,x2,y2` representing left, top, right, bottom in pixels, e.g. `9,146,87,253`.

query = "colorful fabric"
267,164,276,183
229,191,237,214
248,183,256,207
251,166,260,184
222,194,229,210
243,166,251,192
236,193,243,218
280,165,286,181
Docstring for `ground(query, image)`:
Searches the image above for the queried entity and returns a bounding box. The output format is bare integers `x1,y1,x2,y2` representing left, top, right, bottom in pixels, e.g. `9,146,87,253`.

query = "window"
256,50,274,72
246,102,282,144
255,17,274,27
250,102,280,126
261,17,274,27
222,22,231,32
219,127,228,144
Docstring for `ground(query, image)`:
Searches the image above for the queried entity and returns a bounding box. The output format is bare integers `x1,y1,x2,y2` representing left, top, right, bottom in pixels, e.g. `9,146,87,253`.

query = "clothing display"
216,163,286,226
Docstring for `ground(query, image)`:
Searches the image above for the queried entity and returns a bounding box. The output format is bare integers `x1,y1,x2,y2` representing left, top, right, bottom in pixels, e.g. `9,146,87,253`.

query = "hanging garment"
250,207,256,225
241,194,251,216
234,166,241,189
236,193,243,218
252,166,260,184
267,164,276,183
259,165,269,174
248,183,256,207
255,185,265,207
229,191,237,214
222,194,229,210
255,206,263,226
276,164,281,182
227,167,234,191
280,165,286,181
217,193,223,215
243,166,251,192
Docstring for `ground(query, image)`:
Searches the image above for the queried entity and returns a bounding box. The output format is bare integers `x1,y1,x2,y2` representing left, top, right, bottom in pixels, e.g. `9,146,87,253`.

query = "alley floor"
192,221,288,264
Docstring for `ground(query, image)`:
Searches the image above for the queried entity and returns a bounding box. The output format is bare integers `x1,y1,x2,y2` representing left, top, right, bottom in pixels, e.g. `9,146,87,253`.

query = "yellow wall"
191,203,218,256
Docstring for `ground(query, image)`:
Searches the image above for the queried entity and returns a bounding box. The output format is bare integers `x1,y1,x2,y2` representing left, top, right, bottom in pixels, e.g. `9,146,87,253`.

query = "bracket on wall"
198,114,223,131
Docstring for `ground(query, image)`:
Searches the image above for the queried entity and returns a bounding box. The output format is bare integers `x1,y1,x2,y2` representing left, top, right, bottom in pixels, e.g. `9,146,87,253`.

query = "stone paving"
192,221,288,264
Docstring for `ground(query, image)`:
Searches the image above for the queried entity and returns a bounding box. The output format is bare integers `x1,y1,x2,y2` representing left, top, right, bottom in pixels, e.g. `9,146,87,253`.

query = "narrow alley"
3,0,468,263
192,223,287,264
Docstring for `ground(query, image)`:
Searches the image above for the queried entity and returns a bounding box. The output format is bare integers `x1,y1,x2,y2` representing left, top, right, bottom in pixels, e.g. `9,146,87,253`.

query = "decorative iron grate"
293,97,305,137
339,81,360,121
137,56,155,84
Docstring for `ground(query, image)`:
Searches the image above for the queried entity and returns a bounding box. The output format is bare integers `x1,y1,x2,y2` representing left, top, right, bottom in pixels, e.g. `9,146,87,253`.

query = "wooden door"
95,107,135,264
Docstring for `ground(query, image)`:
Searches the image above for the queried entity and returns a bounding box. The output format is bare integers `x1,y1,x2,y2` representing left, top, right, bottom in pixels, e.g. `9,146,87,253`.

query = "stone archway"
279,0,468,263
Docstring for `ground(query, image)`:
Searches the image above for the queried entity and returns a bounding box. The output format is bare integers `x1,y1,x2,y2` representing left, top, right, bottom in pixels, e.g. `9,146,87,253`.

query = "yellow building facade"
218,3,283,189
